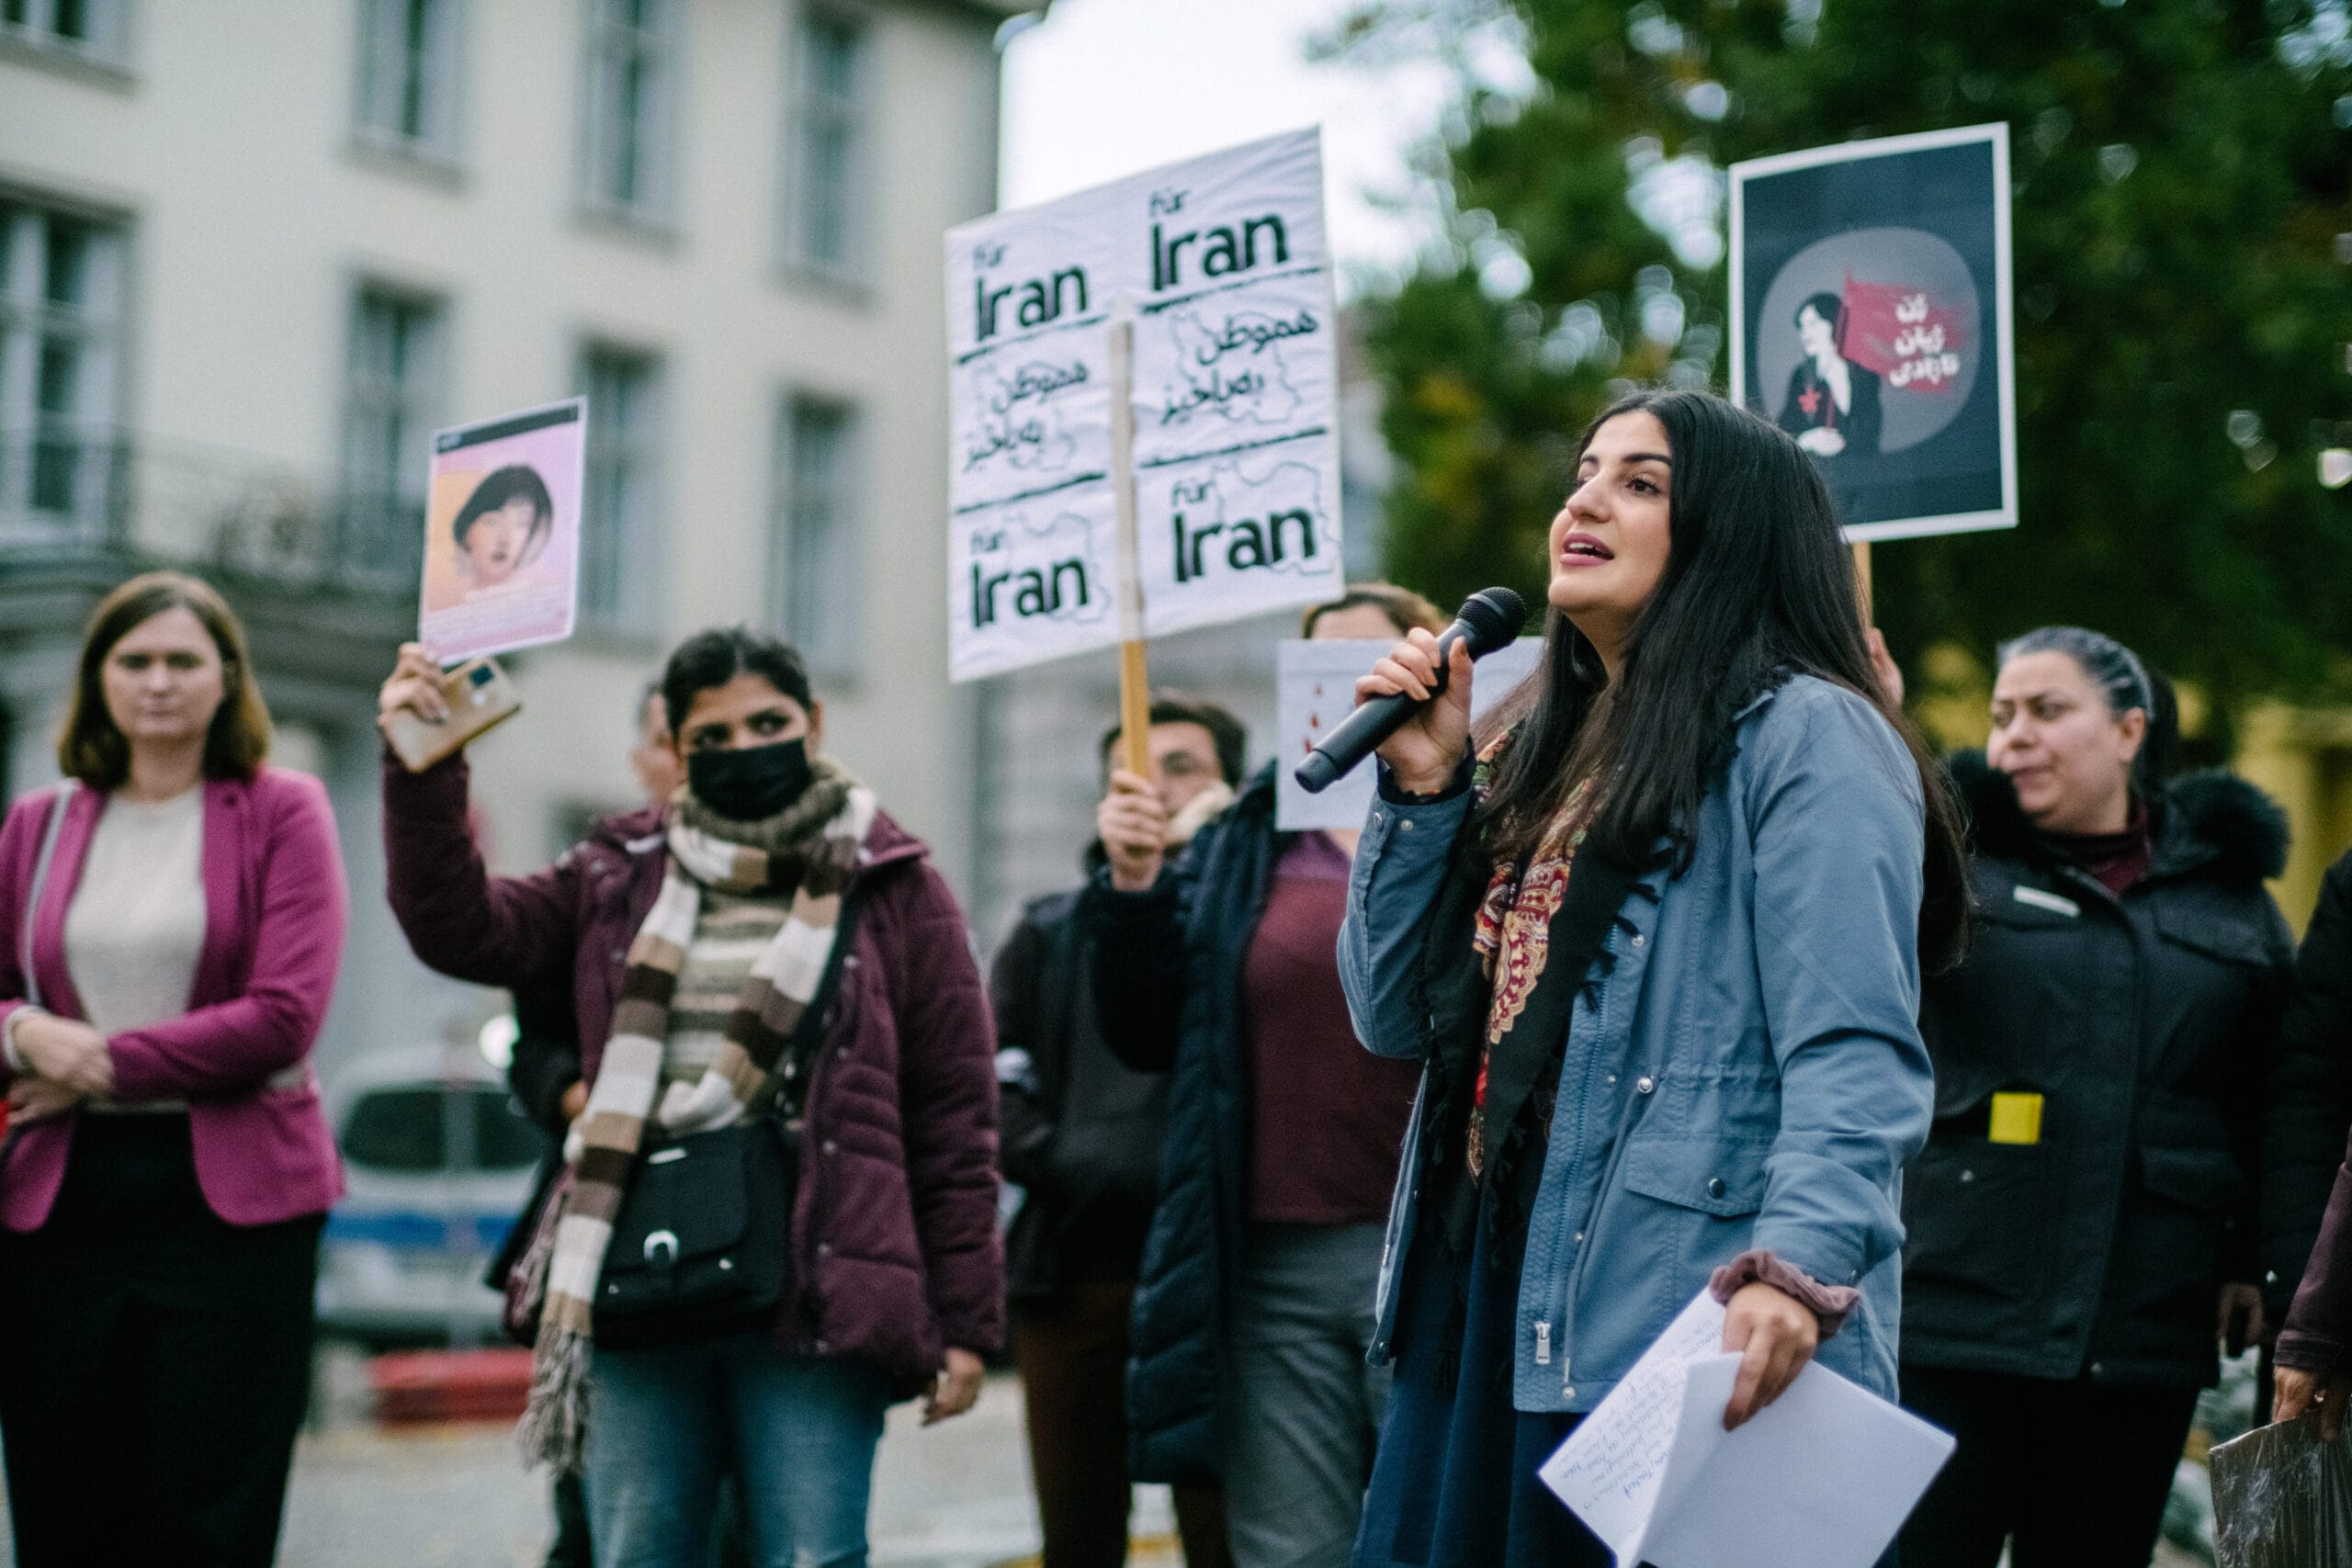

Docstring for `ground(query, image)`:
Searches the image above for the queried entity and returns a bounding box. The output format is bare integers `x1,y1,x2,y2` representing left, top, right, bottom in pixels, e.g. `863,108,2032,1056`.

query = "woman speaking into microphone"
1339,389,1967,1568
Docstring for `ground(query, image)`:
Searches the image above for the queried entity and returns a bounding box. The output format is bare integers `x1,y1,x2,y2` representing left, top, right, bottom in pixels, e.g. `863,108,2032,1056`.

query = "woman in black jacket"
1899,626,2294,1568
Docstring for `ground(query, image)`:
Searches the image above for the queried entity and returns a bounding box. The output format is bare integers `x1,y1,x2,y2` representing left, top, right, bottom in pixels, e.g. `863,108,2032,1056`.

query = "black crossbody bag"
593,1116,797,1348
588,886,865,1349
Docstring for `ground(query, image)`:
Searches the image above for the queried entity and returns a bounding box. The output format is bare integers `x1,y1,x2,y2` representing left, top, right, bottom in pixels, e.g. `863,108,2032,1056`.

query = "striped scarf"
517,762,876,1471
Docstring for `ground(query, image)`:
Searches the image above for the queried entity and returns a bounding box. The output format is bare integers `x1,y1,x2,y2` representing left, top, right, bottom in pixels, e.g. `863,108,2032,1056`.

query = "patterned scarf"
517,760,875,1471
1467,773,1600,1177
1421,729,1632,1264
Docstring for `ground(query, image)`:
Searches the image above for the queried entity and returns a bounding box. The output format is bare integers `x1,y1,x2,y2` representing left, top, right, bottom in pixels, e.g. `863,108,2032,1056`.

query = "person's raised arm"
378,643,576,986
1086,778,1189,1074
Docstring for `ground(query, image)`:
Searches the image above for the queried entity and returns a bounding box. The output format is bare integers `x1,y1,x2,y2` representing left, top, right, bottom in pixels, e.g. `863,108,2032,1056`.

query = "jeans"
584,1332,892,1568
1227,1223,1392,1568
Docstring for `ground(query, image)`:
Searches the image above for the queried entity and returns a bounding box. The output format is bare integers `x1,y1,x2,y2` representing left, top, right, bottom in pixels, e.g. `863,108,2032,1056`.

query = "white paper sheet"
1540,1290,1956,1568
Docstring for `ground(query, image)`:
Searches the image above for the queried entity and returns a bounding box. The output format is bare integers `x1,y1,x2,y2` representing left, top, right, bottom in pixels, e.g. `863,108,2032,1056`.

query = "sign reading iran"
945,128,1340,682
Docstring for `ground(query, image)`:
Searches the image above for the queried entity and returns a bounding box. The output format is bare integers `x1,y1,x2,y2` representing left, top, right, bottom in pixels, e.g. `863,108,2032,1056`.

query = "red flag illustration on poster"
1837,274,1967,393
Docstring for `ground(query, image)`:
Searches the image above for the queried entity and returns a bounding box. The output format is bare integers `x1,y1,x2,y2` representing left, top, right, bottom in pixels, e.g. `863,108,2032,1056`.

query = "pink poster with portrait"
418,397,586,661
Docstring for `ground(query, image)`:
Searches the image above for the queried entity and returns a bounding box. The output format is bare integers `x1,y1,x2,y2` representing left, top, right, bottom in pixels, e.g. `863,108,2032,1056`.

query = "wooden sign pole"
1110,299,1152,778
1852,538,1874,626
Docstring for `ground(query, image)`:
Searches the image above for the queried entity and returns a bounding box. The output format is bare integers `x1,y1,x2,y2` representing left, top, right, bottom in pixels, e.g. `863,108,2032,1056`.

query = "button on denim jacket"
1339,675,1935,1413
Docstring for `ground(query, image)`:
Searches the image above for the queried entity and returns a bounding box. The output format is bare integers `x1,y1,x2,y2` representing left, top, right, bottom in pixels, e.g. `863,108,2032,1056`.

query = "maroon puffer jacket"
381,751,1003,1389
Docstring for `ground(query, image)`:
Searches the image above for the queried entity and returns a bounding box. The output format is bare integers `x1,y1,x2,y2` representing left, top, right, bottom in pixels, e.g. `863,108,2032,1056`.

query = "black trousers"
1013,1281,1232,1568
0,1114,322,1568
1898,1363,2199,1568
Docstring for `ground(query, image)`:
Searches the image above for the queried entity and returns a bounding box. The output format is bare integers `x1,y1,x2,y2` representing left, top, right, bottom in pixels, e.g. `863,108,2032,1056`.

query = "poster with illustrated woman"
418,398,587,661
1731,124,2017,543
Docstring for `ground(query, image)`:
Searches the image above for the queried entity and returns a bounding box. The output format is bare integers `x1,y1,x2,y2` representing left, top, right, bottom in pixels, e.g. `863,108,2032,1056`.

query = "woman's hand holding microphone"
1358,627,1476,795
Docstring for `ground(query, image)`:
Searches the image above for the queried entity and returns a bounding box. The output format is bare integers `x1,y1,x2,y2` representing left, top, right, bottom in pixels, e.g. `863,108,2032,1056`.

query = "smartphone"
383,658,523,773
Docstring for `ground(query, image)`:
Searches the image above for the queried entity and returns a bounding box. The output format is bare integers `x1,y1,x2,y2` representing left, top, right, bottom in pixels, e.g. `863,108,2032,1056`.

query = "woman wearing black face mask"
377,626,1003,1567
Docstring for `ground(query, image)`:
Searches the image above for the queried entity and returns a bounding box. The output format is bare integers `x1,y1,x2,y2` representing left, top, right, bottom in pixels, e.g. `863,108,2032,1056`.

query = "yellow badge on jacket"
1988,1091,2044,1145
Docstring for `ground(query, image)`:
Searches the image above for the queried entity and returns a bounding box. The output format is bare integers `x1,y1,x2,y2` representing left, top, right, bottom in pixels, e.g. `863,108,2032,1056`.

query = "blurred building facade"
0,0,1021,1080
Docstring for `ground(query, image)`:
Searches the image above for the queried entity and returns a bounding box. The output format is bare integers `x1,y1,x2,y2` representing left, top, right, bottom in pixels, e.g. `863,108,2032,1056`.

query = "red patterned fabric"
1466,775,1599,1178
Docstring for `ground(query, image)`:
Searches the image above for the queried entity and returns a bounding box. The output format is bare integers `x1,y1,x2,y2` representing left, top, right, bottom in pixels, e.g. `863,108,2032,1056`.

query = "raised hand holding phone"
378,642,523,772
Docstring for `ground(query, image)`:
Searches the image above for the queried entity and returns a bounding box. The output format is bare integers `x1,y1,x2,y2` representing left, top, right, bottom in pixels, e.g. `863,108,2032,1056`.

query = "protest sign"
1730,123,2016,543
944,128,1340,682
1274,637,1545,831
419,398,586,662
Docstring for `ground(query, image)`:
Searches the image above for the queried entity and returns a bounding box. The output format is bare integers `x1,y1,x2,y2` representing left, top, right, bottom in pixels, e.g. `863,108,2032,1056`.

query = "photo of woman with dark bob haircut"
0,570,348,1567
1339,389,1966,1568
451,463,556,592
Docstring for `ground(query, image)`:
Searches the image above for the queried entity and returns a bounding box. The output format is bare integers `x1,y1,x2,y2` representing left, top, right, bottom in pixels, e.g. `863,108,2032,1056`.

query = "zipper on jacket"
1533,1321,1552,1365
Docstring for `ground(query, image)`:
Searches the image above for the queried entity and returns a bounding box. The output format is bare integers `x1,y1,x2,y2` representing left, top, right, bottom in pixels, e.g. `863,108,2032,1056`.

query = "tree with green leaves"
1324,0,2352,733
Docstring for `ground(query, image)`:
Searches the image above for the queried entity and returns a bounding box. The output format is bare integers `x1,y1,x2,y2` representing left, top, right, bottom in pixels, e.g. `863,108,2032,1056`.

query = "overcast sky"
997,0,1466,292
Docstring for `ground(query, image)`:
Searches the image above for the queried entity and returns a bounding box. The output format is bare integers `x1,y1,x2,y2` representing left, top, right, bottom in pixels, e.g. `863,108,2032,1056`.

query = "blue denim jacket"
1340,675,1934,1413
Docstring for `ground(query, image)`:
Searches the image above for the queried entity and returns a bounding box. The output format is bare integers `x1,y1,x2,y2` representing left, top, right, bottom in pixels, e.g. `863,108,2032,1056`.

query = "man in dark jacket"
998,694,1242,1568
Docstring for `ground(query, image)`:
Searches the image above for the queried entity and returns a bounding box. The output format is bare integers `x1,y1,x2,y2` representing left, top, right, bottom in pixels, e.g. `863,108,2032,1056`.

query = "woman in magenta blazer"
0,571,347,1568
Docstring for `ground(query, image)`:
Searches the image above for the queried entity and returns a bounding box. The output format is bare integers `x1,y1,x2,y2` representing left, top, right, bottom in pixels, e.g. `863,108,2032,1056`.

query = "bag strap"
19,782,74,1012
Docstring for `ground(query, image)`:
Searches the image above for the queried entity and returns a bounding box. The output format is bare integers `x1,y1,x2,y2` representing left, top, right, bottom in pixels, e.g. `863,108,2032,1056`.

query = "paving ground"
0,1348,2210,1567
274,1371,1074,1568
0,1369,1119,1568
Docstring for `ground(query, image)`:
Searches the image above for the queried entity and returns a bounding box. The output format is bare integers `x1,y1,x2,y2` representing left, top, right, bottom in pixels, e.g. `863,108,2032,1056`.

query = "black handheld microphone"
1294,587,1528,795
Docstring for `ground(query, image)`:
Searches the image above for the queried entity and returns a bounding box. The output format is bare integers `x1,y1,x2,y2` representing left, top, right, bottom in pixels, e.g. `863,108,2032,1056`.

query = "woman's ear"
2116,707,2149,768
805,700,824,754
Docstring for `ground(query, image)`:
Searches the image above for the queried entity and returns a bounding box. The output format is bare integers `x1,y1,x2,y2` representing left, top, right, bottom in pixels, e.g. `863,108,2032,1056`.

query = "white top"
64,787,207,1041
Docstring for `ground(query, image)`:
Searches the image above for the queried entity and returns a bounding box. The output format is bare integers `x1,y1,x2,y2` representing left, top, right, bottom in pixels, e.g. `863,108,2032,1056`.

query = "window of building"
785,6,871,281
770,395,863,678
354,0,462,160
341,286,442,581
580,0,677,225
576,343,662,637
0,0,130,65
0,200,125,537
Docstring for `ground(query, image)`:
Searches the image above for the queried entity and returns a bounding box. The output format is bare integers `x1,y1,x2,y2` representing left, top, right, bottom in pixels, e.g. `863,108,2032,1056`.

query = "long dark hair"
452,465,554,548
1472,389,1969,971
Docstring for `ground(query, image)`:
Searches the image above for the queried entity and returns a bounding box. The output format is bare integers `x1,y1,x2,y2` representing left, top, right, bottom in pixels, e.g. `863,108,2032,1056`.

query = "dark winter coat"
992,852,1171,1302
2268,850,2352,1373
1086,765,1289,1486
507,979,583,1136
1902,753,2293,1388
382,750,1005,1389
